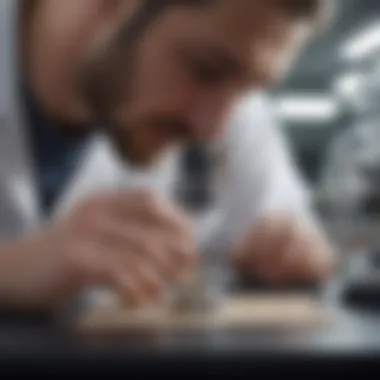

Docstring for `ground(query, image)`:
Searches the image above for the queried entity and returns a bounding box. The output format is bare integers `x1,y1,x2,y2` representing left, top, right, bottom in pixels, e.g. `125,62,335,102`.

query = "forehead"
159,0,309,54
211,0,295,36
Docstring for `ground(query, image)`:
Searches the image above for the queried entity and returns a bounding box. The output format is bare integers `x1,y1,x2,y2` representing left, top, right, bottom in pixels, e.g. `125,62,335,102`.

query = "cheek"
252,48,291,87
129,42,200,117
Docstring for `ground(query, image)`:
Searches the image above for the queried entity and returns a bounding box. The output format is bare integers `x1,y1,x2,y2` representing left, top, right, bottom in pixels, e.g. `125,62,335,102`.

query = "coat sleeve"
202,93,317,256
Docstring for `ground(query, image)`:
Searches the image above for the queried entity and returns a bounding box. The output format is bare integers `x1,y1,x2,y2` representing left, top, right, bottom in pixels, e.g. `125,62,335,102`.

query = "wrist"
0,231,71,312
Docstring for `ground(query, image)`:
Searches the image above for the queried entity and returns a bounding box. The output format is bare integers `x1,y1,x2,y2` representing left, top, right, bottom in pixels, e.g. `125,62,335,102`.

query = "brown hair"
277,0,334,30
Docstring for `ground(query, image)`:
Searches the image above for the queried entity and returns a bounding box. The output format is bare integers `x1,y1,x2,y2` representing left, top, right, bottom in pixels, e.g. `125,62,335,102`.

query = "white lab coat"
0,0,312,258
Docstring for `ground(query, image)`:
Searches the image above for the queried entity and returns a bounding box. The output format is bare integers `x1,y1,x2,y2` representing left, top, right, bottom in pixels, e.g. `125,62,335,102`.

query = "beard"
78,2,175,167
78,2,198,167
78,54,134,164
79,52,187,168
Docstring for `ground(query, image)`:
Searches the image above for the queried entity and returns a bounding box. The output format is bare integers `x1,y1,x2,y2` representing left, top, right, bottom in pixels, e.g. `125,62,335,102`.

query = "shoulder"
218,91,310,198
220,91,290,164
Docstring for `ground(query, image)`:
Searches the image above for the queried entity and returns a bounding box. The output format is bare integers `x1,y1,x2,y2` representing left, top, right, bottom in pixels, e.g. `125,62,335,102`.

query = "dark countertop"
1,254,380,375
1,302,380,375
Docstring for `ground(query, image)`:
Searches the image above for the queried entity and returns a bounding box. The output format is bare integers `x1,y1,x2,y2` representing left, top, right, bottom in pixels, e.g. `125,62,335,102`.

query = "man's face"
50,0,310,166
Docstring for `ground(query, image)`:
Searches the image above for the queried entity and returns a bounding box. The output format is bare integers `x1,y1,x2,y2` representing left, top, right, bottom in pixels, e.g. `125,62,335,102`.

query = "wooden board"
76,294,331,332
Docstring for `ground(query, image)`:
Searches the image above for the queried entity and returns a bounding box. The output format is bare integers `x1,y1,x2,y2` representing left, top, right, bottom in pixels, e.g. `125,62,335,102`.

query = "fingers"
90,217,196,279
108,257,165,307
91,219,173,277
108,189,194,240
234,216,336,284
102,243,194,307
74,241,170,307
74,189,194,242
257,219,308,283
294,228,336,281
234,217,291,271
250,218,294,276
66,189,197,308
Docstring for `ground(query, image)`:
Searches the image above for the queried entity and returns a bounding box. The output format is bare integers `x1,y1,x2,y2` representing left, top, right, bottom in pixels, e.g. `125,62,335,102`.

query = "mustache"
101,115,199,144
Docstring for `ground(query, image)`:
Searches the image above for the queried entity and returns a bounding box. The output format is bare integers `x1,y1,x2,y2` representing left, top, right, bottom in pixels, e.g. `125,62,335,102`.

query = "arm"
0,189,196,312
204,93,334,282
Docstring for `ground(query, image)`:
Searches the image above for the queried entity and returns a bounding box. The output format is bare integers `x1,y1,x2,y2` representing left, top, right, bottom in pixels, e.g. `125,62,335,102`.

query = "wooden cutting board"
76,294,331,332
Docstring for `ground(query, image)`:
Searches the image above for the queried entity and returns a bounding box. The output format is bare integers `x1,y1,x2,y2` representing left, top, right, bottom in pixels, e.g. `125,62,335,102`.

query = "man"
0,0,334,311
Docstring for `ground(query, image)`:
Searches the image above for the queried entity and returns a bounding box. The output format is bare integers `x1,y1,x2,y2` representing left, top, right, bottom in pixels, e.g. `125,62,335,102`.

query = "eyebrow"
203,45,241,75
200,45,261,87
177,40,243,76
176,40,269,88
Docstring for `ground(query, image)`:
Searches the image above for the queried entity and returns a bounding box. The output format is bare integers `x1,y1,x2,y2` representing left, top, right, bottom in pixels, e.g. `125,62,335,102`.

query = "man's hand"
0,189,196,311
231,215,336,284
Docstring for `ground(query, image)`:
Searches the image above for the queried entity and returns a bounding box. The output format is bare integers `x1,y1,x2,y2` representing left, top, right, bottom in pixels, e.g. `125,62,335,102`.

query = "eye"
188,59,225,85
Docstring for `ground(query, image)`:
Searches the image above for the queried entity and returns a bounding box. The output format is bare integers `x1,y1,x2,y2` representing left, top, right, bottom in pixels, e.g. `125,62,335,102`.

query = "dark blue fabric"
22,86,90,216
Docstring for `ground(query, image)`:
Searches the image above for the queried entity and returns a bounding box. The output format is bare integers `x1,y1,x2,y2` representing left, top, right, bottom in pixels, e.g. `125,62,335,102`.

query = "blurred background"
268,0,380,233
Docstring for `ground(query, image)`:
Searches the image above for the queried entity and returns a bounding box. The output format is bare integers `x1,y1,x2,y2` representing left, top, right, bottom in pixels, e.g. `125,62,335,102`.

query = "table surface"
1,254,380,375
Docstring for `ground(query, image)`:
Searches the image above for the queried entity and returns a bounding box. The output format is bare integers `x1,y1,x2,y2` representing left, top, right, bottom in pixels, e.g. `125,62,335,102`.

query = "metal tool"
171,142,227,313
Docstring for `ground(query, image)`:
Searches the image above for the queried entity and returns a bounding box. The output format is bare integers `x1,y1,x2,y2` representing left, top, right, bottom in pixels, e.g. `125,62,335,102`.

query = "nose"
186,89,234,142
